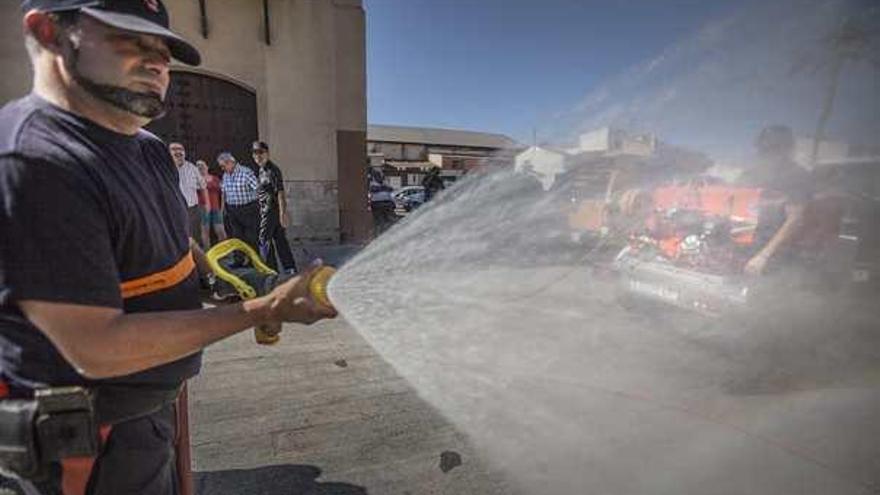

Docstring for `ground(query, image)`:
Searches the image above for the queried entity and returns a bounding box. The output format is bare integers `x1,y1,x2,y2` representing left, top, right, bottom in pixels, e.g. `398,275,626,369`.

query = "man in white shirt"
169,142,207,244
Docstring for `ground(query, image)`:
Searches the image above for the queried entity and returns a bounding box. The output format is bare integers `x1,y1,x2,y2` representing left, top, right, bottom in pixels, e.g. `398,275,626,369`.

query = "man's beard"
65,47,167,120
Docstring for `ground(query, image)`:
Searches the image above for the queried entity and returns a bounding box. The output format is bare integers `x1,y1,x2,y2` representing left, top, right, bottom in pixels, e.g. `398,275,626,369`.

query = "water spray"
202,2,878,492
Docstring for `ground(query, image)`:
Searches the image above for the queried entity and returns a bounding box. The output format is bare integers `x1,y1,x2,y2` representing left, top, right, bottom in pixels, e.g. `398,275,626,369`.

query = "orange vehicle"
612,165,876,316
612,178,763,316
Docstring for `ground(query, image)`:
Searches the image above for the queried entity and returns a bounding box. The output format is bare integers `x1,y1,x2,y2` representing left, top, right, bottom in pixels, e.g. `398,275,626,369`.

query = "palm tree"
791,3,879,166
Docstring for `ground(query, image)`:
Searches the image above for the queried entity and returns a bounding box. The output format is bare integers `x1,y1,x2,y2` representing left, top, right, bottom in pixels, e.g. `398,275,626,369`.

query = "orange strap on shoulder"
119,251,196,299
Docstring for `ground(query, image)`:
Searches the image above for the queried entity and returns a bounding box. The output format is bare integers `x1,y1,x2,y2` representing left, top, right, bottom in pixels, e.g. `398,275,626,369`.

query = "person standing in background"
218,151,260,251
252,141,297,273
369,168,396,235
422,166,445,202
197,159,227,247
169,142,207,244
737,125,813,276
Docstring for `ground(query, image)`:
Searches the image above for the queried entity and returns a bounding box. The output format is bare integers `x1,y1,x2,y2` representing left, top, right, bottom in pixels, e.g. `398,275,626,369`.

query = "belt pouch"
34,387,99,462
0,399,40,478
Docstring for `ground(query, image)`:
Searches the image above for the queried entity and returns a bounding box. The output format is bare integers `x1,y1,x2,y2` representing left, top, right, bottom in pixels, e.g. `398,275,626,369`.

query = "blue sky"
365,0,743,143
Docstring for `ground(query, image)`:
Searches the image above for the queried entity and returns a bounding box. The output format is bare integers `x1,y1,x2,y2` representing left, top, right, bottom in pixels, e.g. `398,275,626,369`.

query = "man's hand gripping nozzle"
205,239,337,345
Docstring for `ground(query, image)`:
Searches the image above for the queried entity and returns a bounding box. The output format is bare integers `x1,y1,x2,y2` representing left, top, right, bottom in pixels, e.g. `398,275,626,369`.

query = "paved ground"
189,261,880,495
188,316,515,495
2,255,873,494
315,264,880,495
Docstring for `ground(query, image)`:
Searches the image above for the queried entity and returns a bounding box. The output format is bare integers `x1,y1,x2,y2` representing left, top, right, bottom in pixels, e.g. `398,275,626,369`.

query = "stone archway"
147,71,258,171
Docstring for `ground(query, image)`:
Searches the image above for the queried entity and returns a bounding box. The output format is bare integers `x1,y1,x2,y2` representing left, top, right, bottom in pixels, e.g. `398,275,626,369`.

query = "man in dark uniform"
368,168,396,235
421,166,445,203
0,2,335,494
738,125,813,276
252,141,297,273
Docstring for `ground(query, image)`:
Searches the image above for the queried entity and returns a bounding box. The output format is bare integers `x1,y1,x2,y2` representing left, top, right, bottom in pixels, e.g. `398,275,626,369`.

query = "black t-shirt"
257,161,284,215
737,158,814,250
0,94,202,390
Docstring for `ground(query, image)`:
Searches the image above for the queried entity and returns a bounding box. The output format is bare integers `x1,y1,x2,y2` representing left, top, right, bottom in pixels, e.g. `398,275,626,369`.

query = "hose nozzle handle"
308,266,337,311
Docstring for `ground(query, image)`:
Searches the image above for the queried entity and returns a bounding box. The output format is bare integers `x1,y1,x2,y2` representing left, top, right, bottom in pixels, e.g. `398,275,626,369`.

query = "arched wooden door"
147,71,258,172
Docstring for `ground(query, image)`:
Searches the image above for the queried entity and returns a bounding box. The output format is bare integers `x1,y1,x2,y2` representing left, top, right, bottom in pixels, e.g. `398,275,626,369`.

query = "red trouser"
58,426,112,495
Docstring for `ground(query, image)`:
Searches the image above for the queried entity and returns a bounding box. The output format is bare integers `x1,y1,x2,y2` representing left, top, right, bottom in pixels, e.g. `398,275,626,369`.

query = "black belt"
0,384,181,480
94,384,182,425
226,202,257,208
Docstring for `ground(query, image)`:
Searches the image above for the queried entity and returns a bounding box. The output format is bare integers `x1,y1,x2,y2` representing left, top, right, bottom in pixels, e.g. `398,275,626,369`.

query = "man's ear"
23,10,63,53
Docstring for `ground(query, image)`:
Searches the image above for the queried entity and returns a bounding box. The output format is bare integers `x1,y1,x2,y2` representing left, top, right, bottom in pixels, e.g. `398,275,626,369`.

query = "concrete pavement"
189,263,880,494
188,316,515,495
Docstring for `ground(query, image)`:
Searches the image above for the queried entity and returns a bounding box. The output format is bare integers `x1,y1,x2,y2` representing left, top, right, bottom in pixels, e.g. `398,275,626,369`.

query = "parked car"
814,157,880,297
393,186,426,211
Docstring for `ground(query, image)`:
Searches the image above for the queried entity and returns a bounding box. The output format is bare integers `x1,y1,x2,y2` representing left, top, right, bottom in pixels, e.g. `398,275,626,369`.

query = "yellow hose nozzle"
204,239,337,345
254,322,282,345
256,266,336,345
308,266,337,311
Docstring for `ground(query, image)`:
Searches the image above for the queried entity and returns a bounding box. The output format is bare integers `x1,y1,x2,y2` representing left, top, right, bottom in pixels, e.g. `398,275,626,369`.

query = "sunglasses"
252,149,267,155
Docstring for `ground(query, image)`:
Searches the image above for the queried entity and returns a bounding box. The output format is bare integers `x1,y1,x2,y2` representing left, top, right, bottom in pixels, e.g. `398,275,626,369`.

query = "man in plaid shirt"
218,151,259,250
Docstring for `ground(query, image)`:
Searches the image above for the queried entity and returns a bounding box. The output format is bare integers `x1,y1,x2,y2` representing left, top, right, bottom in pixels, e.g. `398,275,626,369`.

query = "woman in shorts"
198,160,228,247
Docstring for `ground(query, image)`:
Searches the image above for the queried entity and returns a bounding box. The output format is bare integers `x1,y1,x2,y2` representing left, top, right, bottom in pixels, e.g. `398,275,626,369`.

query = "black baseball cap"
21,0,201,66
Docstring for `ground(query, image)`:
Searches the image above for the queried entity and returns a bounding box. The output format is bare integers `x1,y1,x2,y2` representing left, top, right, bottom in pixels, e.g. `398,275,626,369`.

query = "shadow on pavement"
194,464,368,495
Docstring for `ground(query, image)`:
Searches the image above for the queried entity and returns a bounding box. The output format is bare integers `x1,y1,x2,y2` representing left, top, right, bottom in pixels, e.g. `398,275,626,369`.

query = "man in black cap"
0,2,335,494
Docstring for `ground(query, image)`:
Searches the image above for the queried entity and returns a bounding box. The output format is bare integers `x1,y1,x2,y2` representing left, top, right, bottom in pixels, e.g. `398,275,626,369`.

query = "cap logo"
144,0,160,13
